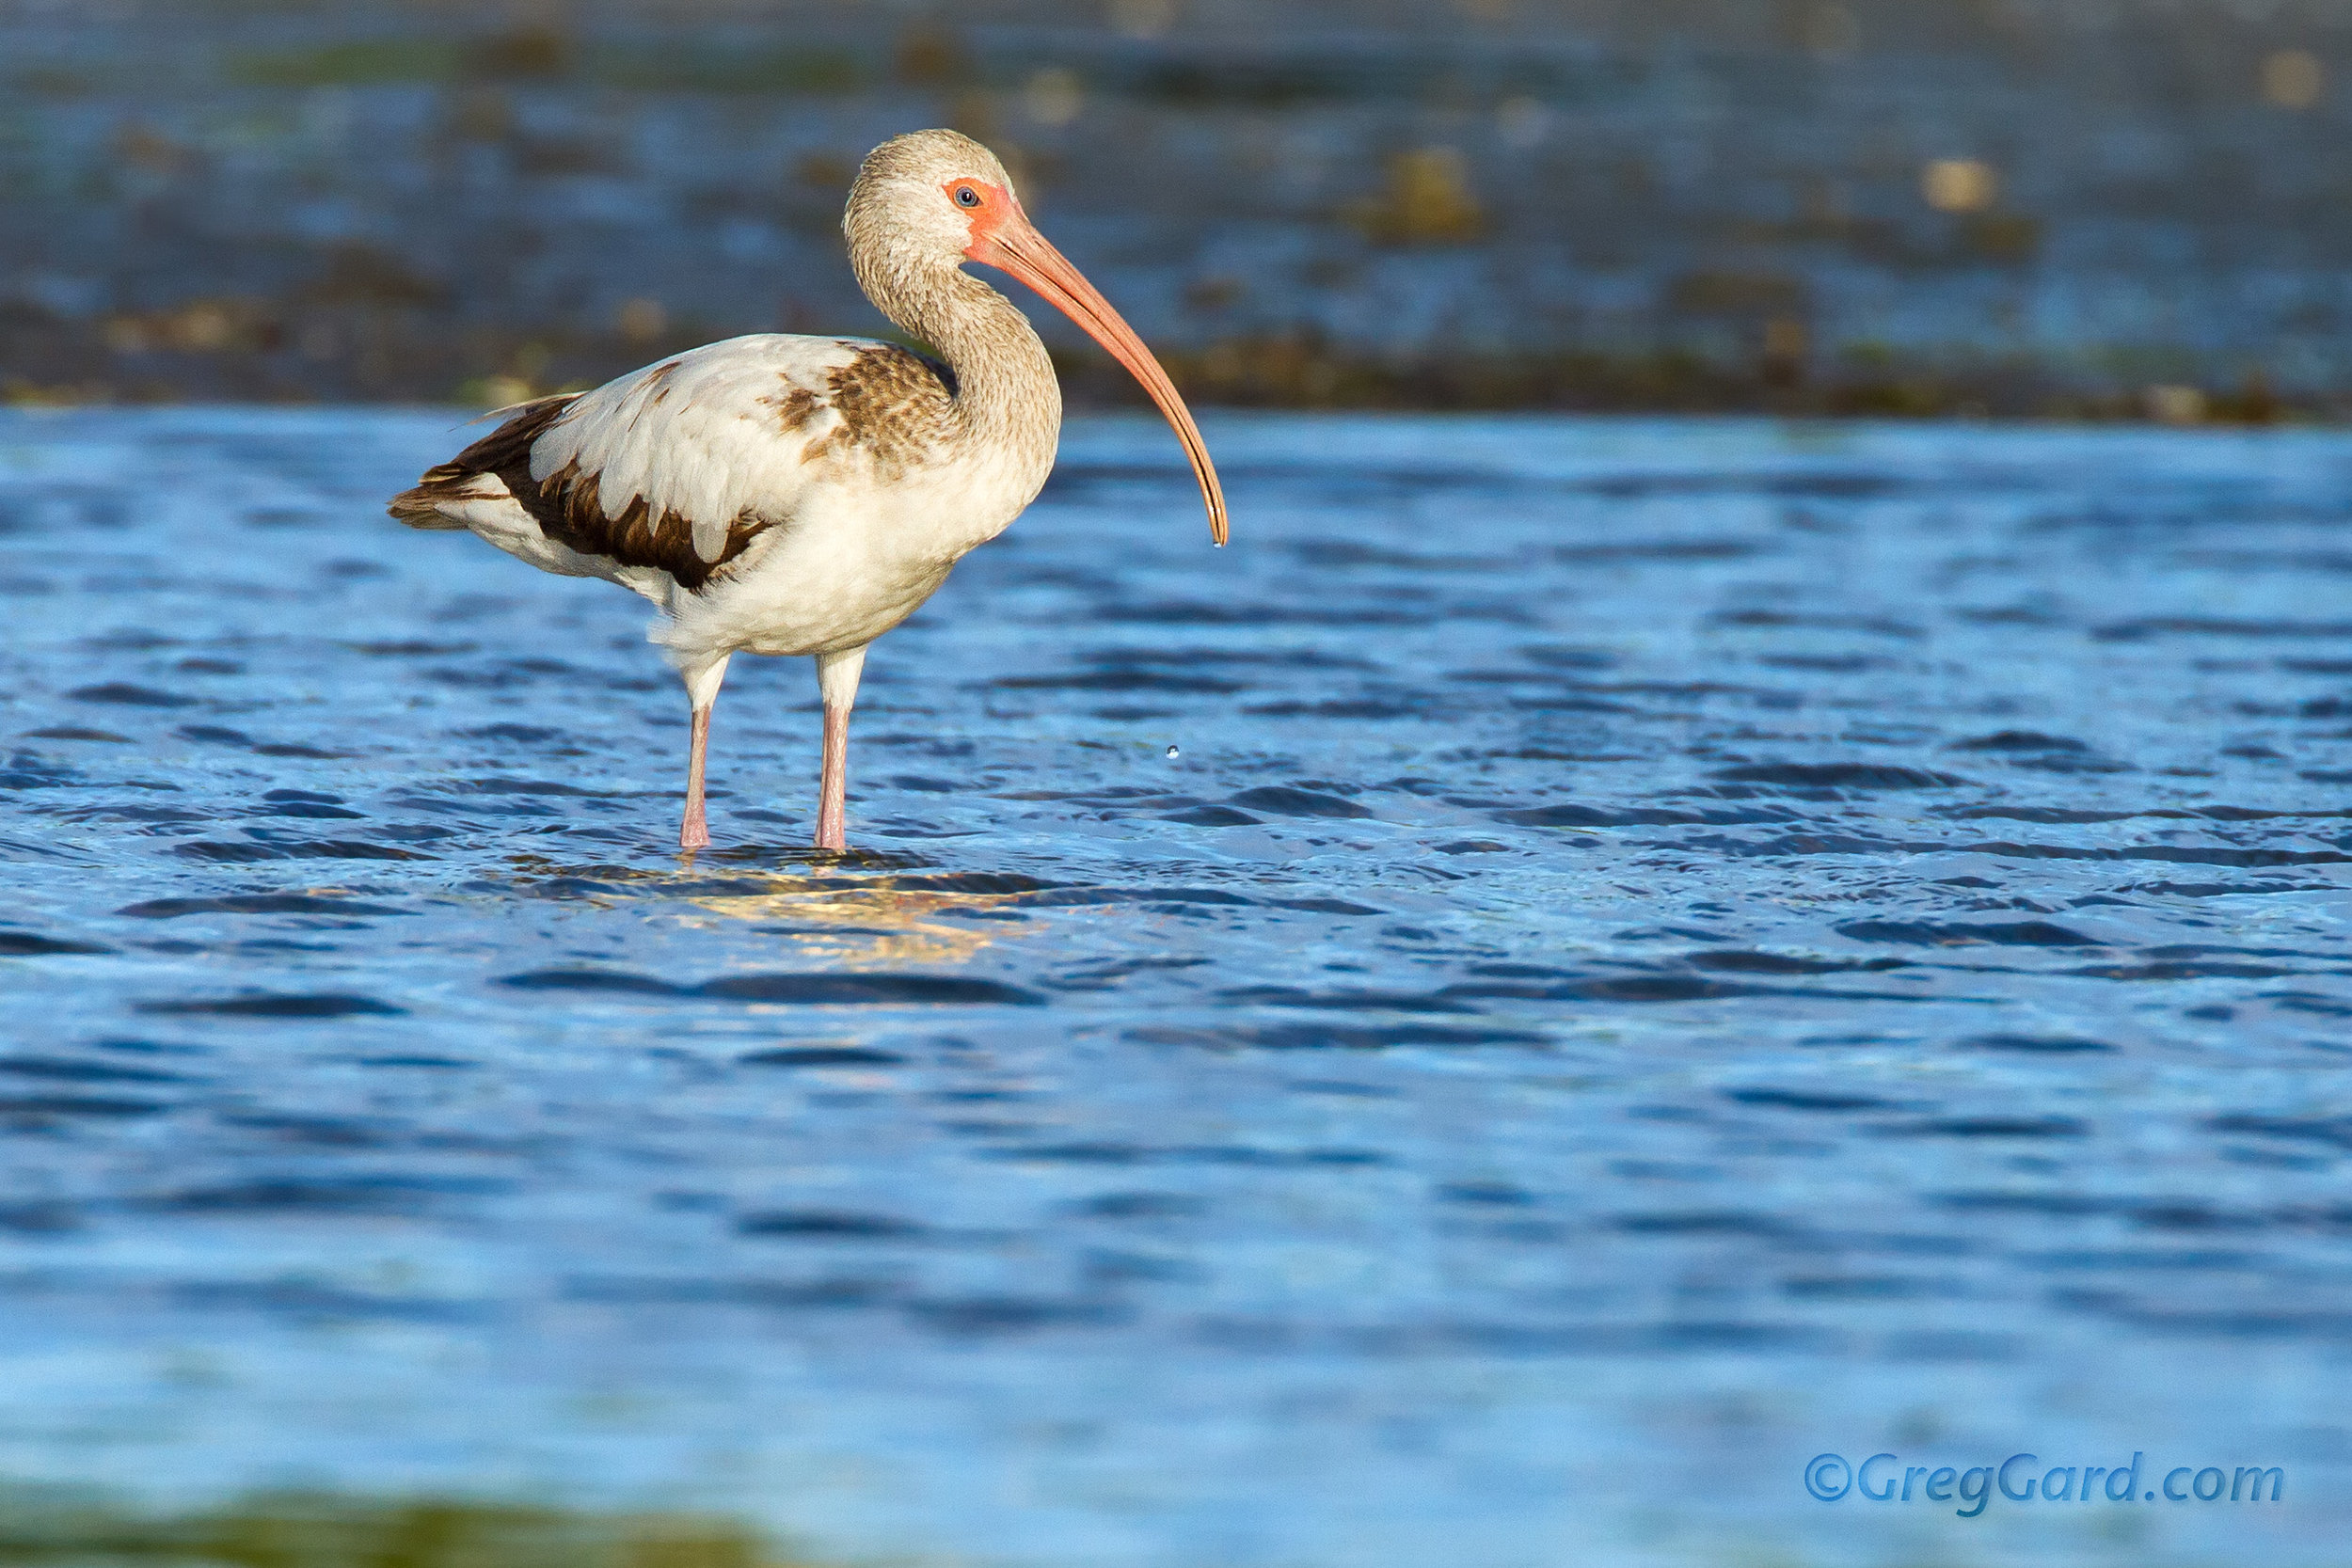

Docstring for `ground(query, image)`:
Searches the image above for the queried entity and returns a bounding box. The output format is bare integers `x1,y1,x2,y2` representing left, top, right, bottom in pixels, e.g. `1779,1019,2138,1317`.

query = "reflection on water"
3,409,2350,1567
511,850,1028,970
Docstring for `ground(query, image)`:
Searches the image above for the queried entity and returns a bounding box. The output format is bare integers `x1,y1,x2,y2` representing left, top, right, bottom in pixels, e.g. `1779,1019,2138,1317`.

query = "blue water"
2,409,2348,1566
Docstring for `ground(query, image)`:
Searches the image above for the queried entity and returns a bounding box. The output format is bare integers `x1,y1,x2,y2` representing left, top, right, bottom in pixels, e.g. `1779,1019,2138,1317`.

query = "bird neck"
863,258,1061,470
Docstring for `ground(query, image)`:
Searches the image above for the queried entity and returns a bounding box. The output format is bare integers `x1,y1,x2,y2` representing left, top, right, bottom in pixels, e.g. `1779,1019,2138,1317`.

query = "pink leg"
680,704,713,851
815,703,850,851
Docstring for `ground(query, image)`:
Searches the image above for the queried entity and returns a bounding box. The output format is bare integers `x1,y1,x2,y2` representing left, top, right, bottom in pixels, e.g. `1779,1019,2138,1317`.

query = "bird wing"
389,333,958,593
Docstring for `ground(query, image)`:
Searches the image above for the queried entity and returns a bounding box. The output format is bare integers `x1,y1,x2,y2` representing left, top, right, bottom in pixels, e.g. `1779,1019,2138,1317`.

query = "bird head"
847,129,1227,546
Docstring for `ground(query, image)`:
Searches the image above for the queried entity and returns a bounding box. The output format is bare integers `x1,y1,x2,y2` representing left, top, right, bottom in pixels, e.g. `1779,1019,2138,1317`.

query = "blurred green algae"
0,1490,817,1568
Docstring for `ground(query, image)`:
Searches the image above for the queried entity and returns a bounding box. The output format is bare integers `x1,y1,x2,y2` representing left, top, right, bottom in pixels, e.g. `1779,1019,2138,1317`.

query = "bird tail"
388,393,580,530
388,483,470,529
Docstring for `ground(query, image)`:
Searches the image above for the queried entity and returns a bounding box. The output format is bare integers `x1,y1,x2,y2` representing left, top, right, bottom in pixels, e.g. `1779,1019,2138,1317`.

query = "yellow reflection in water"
508,855,1039,971
680,882,1026,971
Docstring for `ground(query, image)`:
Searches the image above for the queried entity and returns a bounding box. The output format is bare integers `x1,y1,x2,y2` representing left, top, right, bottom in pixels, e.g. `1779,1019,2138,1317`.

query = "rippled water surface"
3,410,2350,1566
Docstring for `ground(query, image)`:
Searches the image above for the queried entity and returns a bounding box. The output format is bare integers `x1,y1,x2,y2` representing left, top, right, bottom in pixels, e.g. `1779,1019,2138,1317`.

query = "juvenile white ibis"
390,129,1226,852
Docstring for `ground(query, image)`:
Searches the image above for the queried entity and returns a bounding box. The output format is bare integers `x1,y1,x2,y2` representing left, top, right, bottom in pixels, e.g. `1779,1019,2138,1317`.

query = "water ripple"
3,411,2349,1566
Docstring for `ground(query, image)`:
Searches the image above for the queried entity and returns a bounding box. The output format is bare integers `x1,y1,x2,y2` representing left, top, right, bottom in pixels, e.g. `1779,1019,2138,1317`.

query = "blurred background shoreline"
5,0,2351,421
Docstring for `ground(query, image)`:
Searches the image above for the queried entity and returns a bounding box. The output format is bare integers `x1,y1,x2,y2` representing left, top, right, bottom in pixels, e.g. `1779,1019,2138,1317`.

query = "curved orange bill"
972,212,1228,546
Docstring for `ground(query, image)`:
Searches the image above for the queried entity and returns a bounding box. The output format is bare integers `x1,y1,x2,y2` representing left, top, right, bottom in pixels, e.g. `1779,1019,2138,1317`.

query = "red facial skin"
946,179,1016,254
943,178,1228,546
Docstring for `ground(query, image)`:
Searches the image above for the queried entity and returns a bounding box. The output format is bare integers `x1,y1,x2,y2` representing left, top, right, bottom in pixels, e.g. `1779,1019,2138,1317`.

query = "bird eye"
954,185,981,208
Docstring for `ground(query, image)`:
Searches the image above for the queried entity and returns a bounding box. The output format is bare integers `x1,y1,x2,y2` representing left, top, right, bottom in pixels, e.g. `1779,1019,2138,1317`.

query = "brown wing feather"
516,456,770,592
387,389,764,591
389,341,960,591
810,345,957,478
439,394,578,478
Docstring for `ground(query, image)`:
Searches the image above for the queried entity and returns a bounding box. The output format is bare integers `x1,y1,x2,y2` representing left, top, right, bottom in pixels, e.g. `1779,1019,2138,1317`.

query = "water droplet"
1164,745,1180,760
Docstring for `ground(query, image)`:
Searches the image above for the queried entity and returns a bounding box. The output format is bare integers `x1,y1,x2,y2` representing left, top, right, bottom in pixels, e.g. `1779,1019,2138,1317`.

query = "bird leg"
677,654,732,853
681,705,713,851
813,645,868,853
817,704,850,851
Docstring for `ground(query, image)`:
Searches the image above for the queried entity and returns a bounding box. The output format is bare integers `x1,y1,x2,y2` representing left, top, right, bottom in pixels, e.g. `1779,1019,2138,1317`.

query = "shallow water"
2,409,2349,1567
